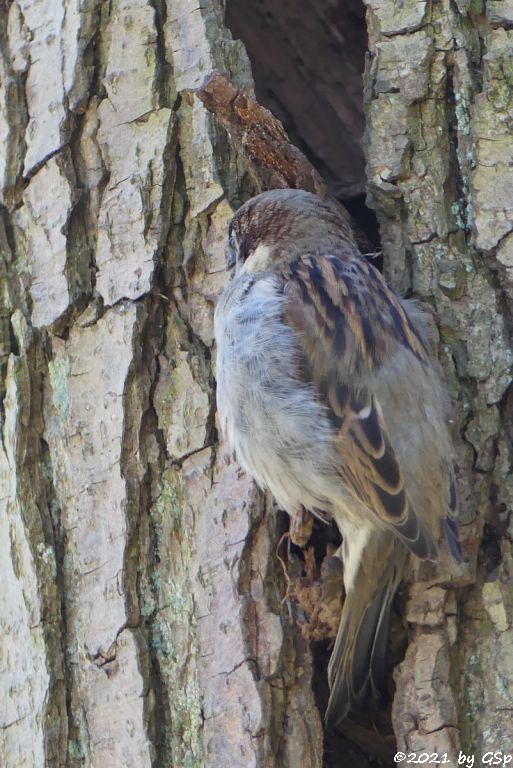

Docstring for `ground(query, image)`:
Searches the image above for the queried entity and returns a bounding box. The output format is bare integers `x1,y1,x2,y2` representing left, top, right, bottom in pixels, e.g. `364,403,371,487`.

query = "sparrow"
214,188,463,729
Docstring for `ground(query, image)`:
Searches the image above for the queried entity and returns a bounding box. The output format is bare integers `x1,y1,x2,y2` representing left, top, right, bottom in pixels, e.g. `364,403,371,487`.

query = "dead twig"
196,70,328,197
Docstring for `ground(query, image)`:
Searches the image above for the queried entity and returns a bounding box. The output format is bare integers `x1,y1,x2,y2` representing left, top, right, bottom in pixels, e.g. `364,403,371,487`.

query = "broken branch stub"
196,70,328,196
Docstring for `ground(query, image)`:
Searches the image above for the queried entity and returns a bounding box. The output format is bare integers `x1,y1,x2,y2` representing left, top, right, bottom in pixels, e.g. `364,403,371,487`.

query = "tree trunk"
364,1,513,758
0,1,511,767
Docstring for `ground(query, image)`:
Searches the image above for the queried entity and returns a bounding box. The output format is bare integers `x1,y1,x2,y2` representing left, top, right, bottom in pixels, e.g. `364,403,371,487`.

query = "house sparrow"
214,189,463,728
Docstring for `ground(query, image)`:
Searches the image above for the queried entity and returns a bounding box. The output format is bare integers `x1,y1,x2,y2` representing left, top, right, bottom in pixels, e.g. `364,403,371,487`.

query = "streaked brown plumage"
215,189,463,728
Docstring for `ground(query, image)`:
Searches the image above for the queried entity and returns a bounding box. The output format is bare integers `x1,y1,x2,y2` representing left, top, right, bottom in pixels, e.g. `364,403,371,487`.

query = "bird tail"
324,531,410,730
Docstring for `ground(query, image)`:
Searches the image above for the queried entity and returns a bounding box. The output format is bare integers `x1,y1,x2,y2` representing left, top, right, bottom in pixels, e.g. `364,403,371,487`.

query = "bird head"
227,189,355,274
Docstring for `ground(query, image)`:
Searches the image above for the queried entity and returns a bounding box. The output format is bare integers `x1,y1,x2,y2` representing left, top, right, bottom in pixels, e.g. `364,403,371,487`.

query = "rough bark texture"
1,1,324,766
363,0,513,758
0,1,512,767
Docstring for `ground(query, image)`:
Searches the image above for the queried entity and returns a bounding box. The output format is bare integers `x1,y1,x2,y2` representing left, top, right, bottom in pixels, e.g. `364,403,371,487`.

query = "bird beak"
207,250,237,275
207,251,236,275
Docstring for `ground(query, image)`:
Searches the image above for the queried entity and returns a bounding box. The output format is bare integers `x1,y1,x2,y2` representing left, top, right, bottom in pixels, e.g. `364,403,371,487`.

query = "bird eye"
227,228,238,269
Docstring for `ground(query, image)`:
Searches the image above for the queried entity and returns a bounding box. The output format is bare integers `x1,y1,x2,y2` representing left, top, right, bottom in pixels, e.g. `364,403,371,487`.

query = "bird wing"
282,253,438,561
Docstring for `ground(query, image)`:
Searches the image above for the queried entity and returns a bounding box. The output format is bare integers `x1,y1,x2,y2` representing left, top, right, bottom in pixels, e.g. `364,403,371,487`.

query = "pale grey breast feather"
214,273,338,516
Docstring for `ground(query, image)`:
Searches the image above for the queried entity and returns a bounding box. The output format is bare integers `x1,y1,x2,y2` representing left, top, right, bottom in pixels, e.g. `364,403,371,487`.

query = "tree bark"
0,1,512,767
364,0,513,757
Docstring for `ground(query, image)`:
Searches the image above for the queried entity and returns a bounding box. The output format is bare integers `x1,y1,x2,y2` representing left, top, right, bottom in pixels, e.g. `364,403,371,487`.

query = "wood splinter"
196,69,329,198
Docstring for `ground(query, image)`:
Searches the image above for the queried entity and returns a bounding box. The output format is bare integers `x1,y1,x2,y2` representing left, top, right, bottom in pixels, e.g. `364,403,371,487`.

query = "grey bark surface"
364,0,513,757
0,1,511,767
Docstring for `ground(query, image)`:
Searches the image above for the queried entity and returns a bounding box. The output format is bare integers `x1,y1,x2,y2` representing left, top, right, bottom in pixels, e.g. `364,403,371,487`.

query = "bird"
214,188,463,729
